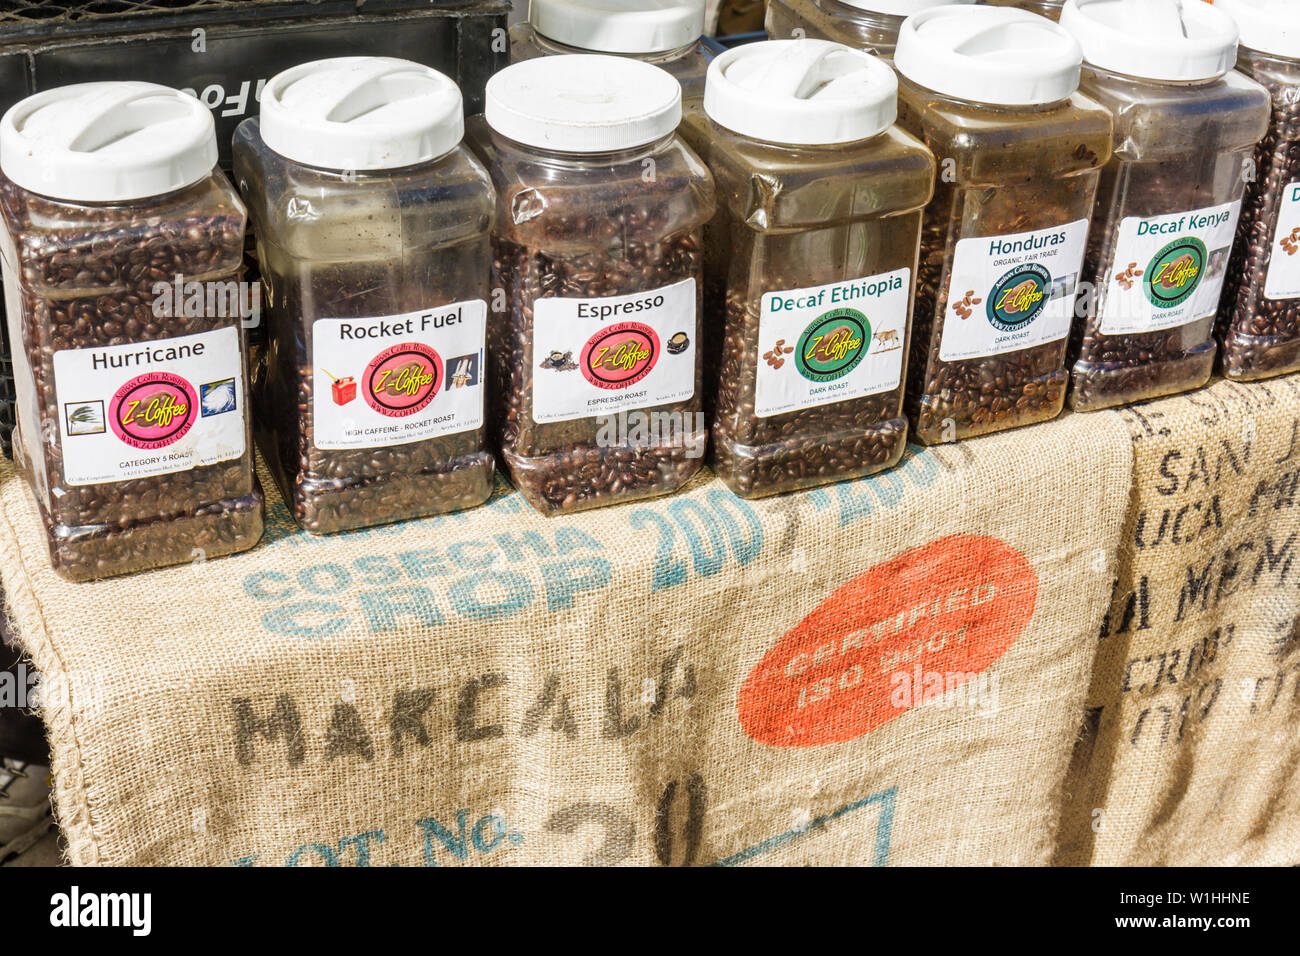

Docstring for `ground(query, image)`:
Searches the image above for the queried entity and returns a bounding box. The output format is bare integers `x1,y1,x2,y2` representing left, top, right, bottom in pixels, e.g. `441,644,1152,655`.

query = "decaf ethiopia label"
1099,201,1239,335
53,326,246,487
311,300,486,451
795,309,869,383
987,264,1050,331
940,219,1089,362
754,269,908,418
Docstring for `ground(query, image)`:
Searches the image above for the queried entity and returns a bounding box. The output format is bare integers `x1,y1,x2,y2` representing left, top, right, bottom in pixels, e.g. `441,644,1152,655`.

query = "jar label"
310,300,487,451
939,219,1090,362
1264,182,1300,301
531,277,696,424
753,268,910,418
1099,201,1241,334
53,326,246,487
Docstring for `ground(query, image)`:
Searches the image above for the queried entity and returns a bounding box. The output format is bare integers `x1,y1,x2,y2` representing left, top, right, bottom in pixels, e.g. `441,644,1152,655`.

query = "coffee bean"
1219,51,1300,381
479,132,709,516
0,171,262,581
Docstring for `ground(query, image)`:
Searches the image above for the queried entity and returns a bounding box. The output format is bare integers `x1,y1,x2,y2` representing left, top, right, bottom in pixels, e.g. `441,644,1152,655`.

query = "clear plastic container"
0,82,262,581
893,6,1112,443
981,0,1063,21
510,0,712,99
1061,0,1270,411
234,58,495,534
469,55,715,516
681,40,933,497
764,0,975,58
1216,0,1300,381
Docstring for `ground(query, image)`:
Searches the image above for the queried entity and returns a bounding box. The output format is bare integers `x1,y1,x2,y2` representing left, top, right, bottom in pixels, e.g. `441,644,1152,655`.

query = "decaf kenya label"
1099,201,1239,335
737,534,1037,747
53,326,246,487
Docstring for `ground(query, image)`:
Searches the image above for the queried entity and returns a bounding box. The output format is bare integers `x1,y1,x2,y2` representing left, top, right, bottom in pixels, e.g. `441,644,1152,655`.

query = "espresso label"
311,300,486,451
1099,201,1240,334
53,326,246,486
531,277,696,424
1264,182,1300,301
939,219,1089,362
754,268,909,418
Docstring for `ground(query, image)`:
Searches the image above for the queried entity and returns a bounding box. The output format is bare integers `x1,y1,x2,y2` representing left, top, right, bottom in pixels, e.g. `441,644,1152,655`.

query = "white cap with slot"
835,0,974,15
529,0,704,54
704,39,897,145
0,82,217,203
486,54,682,152
1061,0,1238,81
894,5,1083,106
260,57,464,171
1215,0,1300,60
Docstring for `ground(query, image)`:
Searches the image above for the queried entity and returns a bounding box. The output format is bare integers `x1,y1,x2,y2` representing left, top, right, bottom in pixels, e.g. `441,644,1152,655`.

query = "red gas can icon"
329,375,356,405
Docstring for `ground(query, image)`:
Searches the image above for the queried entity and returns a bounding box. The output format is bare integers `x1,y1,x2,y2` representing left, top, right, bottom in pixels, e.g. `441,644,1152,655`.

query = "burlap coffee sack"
0,409,1130,866
1058,375,1300,866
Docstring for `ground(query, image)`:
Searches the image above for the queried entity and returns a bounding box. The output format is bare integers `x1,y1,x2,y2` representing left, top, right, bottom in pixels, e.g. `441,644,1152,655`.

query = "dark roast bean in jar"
0,82,262,581
682,39,933,498
471,55,715,516
1059,1,1270,411
234,58,496,535
1215,26,1300,381
894,6,1111,443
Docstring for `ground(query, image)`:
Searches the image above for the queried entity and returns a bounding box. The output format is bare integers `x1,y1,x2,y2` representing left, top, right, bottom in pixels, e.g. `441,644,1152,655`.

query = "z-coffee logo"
49,886,151,937
987,264,1050,331
580,321,660,389
1144,236,1206,309
364,342,442,417
796,309,869,382
109,372,197,449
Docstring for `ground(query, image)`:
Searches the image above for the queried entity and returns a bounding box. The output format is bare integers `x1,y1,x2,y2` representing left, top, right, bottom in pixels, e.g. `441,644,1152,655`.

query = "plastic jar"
894,6,1112,443
764,0,974,58
981,0,1063,21
1061,0,1269,411
468,55,715,516
1216,0,1300,381
510,0,713,99
233,57,496,534
681,40,934,497
0,82,262,581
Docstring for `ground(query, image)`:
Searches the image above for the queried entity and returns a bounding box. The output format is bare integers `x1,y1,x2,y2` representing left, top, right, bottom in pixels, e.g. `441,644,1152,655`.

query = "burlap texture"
1058,376,1300,866
0,406,1131,866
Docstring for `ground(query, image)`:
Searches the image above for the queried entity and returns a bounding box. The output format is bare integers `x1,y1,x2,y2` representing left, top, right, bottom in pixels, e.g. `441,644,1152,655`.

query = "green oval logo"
1144,237,1206,309
796,309,870,383
987,264,1050,331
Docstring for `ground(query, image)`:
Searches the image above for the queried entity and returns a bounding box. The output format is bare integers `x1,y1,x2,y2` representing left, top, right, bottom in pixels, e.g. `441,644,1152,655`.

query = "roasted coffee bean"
1219,51,1300,381
489,208,706,515
0,173,262,581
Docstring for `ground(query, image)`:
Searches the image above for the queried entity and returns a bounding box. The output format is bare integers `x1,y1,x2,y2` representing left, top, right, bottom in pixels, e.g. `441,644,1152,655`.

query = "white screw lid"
835,0,973,14
704,39,897,145
485,54,682,152
529,0,704,54
1061,0,1238,81
260,57,464,171
894,5,1083,106
1215,0,1300,60
0,82,217,203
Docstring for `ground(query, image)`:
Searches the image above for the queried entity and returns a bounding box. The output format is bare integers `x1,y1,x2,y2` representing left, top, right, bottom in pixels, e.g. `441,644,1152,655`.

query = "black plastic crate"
0,0,510,459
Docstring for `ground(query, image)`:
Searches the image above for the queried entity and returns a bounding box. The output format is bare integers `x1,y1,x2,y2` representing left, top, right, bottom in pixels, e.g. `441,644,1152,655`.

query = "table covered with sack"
0,373,1296,866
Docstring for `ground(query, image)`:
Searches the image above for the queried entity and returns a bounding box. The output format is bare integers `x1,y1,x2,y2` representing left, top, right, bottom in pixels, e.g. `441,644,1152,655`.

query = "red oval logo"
109,372,197,449
738,534,1037,748
580,322,659,389
363,342,442,417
